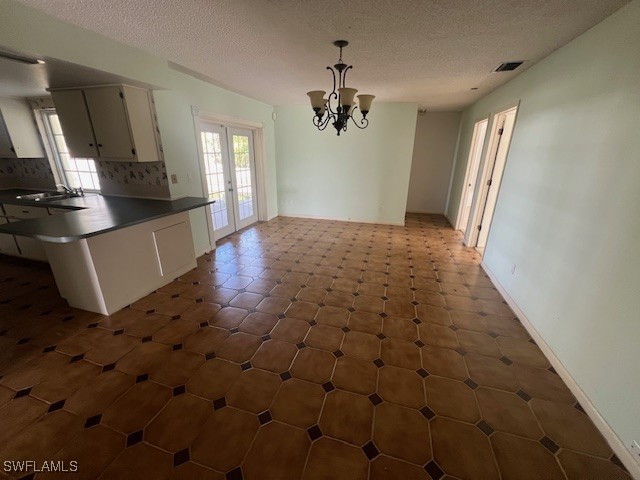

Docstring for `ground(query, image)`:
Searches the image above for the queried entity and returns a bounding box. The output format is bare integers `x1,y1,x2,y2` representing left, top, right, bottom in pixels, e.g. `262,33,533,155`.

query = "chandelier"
306,40,375,136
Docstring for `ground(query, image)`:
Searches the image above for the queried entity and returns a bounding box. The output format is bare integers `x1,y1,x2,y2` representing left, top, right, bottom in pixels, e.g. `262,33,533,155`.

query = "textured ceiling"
17,0,628,110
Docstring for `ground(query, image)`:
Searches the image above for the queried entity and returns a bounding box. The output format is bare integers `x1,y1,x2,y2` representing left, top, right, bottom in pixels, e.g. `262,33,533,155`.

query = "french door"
199,123,259,240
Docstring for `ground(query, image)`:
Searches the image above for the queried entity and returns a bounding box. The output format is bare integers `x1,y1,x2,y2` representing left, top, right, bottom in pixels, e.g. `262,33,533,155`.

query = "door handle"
228,188,234,192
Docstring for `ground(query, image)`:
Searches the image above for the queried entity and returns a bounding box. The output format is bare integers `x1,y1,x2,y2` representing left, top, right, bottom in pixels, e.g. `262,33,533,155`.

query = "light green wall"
275,103,418,225
407,111,461,214
0,0,278,254
447,0,640,465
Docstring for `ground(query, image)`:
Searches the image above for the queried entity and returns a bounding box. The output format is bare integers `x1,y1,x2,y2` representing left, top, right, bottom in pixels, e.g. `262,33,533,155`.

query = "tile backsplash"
96,161,170,198
0,157,171,199
0,158,56,190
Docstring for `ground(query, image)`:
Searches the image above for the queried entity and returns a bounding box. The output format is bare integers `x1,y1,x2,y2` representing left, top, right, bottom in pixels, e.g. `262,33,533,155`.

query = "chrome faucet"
56,184,84,197
56,183,73,194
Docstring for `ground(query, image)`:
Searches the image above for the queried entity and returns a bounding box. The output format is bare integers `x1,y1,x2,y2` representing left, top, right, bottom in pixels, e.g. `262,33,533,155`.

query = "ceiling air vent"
494,61,524,72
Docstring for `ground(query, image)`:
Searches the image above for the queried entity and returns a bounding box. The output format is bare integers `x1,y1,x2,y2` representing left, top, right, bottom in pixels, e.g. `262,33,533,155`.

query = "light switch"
170,174,178,184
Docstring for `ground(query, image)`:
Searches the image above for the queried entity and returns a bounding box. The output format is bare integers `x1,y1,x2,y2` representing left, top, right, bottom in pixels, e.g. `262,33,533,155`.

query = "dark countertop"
0,189,214,243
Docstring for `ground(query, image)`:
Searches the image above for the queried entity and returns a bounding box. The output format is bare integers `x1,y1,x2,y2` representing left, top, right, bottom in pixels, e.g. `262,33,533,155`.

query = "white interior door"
198,123,259,241
469,106,518,251
458,118,488,233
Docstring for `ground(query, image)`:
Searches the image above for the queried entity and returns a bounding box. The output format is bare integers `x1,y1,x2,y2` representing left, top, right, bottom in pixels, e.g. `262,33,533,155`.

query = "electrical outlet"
170,174,178,184
631,440,640,462
511,264,517,275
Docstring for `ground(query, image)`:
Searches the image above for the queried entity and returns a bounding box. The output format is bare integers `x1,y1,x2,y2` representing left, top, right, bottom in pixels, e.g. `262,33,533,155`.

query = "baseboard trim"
481,261,640,479
278,213,405,227
443,213,455,228
406,210,445,215
195,245,214,258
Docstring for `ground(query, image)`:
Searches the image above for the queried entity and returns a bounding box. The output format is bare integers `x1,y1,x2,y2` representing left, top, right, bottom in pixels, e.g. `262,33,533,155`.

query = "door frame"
226,126,260,231
193,110,268,249
198,122,236,239
455,116,489,232
465,102,520,249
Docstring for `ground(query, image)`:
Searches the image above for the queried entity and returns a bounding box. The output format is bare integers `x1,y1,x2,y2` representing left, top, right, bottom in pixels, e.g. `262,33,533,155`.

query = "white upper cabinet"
51,85,163,162
50,90,99,158
84,87,135,159
0,97,46,158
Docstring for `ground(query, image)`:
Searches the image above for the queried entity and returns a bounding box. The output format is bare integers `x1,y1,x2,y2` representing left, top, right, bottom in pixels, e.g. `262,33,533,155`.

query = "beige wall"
406,112,460,214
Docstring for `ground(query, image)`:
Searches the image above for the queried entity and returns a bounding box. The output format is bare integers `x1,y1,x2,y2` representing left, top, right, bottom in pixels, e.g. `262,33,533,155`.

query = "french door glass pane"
232,134,254,220
201,131,229,230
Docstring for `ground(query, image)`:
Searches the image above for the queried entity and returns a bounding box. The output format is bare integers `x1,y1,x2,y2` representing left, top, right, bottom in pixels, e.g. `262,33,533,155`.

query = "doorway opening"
196,119,262,243
465,105,519,255
455,117,488,233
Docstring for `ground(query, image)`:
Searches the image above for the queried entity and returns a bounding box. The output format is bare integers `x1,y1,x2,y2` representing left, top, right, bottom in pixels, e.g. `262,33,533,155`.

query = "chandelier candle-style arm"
306,40,375,135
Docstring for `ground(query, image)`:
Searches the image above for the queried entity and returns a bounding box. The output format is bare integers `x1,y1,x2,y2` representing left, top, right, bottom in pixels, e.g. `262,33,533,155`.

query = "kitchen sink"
16,192,76,201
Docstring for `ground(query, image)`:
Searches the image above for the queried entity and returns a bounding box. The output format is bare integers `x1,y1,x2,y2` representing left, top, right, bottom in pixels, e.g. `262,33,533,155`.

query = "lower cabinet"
2,204,49,262
0,217,20,256
44,212,196,315
14,237,48,262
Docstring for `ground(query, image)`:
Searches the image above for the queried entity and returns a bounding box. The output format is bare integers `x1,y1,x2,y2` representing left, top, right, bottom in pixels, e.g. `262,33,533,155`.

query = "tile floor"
0,214,631,480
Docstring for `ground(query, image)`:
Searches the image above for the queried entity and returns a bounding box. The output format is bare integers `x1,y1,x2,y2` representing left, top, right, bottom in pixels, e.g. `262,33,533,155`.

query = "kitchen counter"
0,189,214,243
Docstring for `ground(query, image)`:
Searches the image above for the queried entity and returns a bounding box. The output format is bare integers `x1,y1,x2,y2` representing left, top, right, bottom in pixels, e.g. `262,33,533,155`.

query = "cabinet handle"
89,143,94,147
97,143,103,147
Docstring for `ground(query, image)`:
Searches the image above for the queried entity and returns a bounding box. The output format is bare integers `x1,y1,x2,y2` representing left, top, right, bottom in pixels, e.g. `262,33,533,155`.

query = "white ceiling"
17,0,628,110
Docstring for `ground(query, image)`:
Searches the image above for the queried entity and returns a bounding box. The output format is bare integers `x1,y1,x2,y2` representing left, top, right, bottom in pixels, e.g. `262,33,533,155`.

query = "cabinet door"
51,90,99,158
14,236,47,262
0,115,16,157
2,206,48,261
84,87,135,159
3,204,50,219
0,218,19,256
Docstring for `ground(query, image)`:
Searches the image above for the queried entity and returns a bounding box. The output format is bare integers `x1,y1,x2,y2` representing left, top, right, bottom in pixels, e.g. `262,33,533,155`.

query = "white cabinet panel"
3,204,49,261
45,212,196,314
0,217,19,256
51,85,162,163
0,116,14,157
3,204,50,220
0,233,19,256
15,236,47,262
50,90,98,158
153,222,192,276
0,97,45,158
83,87,135,160
122,85,162,163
